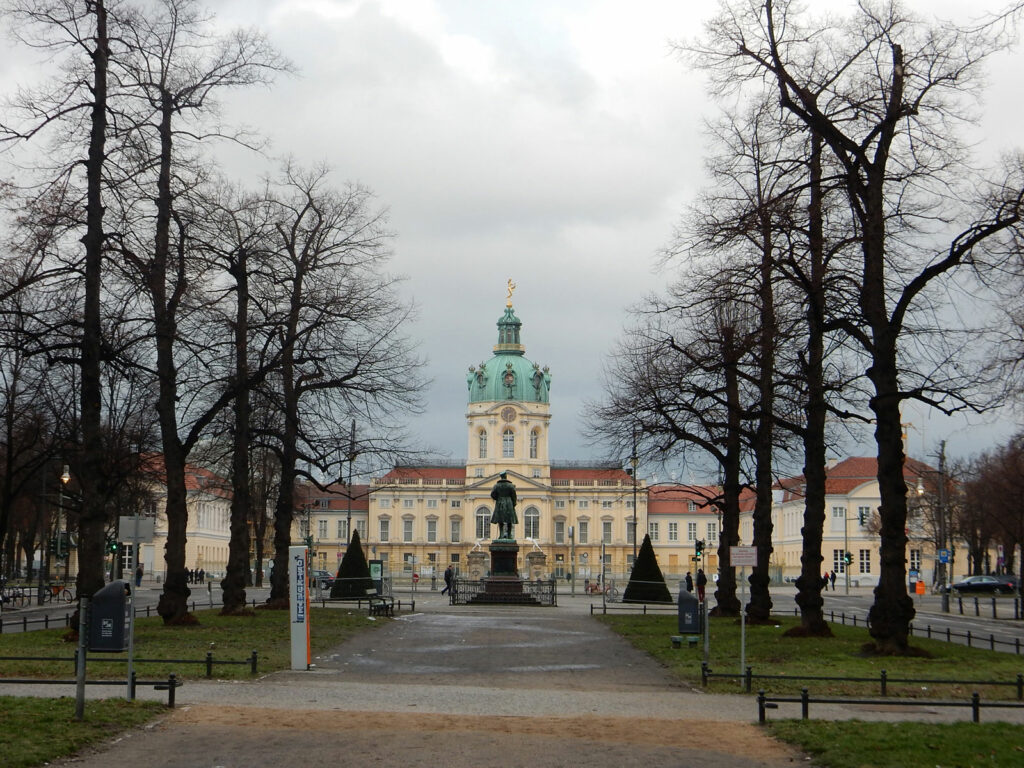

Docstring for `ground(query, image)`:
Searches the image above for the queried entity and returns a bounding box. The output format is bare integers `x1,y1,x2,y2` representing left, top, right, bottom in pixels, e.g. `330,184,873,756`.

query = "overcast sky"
5,0,1024,478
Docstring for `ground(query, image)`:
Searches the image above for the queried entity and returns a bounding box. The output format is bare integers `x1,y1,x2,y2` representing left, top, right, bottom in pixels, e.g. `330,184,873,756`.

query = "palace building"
306,297,647,583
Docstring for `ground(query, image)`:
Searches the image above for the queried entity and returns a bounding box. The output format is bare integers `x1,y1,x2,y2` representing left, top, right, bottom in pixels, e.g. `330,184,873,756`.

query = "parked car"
309,569,336,590
949,574,1018,595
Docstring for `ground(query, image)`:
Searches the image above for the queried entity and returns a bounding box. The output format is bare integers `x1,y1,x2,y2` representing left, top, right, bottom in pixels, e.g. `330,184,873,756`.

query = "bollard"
757,690,767,723
205,651,213,678
130,670,137,700
1017,673,1023,701
745,666,753,693
801,688,809,720
971,692,980,723
168,674,177,707
880,669,887,696
250,650,258,674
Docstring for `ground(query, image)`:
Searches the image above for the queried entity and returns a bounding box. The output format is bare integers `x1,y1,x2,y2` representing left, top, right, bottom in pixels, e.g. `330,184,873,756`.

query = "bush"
622,533,672,603
330,529,375,598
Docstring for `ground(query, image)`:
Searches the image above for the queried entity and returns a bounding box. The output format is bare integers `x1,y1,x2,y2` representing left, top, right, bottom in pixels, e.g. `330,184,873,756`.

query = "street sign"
938,549,950,564
118,516,155,541
730,546,757,567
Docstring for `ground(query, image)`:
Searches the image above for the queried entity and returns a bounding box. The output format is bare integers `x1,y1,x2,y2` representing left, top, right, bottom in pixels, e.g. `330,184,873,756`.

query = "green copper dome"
467,306,551,403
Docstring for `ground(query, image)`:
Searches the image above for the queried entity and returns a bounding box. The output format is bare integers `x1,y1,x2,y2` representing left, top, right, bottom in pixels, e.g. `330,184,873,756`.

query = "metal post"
630,429,638,565
570,525,575,596
75,596,88,720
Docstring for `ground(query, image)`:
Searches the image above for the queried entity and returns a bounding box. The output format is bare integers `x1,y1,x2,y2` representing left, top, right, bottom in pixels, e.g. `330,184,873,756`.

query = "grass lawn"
0,606,381,767
0,605,379,679
600,612,1024,767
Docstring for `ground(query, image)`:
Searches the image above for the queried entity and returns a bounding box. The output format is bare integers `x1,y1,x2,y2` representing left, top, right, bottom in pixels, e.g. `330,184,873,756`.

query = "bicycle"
41,583,74,603
0,580,28,608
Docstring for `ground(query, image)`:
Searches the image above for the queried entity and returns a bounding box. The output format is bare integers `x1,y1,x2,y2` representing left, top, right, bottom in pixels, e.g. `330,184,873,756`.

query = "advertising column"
289,546,310,670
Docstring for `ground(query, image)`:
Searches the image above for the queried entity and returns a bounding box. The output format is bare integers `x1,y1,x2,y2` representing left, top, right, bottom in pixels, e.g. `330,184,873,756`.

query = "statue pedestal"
466,550,486,580
465,540,541,605
489,540,519,577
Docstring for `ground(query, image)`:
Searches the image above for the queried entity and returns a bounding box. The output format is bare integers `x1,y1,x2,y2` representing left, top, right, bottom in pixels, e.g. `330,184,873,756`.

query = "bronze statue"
490,471,518,539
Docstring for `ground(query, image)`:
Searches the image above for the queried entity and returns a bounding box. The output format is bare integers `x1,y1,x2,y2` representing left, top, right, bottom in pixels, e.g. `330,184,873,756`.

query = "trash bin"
89,579,131,653
678,586,699,634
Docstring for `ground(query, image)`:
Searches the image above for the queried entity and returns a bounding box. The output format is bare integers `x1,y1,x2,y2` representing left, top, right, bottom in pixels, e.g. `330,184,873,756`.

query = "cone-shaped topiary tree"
622,533,672,603
330,529,375,598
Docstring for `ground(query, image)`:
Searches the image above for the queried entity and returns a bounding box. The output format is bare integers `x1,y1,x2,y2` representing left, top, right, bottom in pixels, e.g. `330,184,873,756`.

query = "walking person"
822,572,830,591
830,570,837,591
441,564,453,596
696,568,707,602
135,563,143,588
684,571,693,593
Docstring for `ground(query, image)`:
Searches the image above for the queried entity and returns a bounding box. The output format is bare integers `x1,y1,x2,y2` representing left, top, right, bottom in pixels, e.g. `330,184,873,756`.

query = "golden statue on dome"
506,278,516,307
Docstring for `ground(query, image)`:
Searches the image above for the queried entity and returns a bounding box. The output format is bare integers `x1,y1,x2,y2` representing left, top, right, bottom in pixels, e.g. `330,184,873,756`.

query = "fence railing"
0,673,183,707
0,649,259,678
805,608,1024,655
756,687,1024,724
701,661,1024,698
449,578,557,606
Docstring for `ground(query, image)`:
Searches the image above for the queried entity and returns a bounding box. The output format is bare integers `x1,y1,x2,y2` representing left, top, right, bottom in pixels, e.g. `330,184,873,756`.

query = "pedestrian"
696,568,708,602
198,568,205,584
684,571,694,593
830,570,837,591
441,564,453,596
822,572,829,591
135,563,143,587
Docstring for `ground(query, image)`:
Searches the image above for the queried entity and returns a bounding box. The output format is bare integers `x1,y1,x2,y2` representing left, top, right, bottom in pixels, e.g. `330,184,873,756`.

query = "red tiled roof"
378,466,466,481
776,456,937,501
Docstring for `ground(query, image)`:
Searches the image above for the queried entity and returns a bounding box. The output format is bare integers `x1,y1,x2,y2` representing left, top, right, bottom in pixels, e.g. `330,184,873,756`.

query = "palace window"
450,519,461,543
530,431,538,458
476,509,490,540
554,520,565,544
502,428,514,458
578,520,588,544
426,499,438,509
317,520,327,539
554,500,566,509
356,520,366,539
403,519,413,542
379,519,390,542
578,500,589,510
427,519,437,543
648,521,659,541
525,508,539,539
707,521,718,542
687,522,697,542
337,520,348,540
602,520,612,544
478,430,487,459
668,522,678,542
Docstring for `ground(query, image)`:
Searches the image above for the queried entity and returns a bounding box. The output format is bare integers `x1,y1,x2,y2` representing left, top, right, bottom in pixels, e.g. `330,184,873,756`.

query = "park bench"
365,588,394,617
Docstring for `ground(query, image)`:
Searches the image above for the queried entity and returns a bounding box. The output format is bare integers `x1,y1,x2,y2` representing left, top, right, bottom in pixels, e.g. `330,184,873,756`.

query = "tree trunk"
76,0,109,606
152,94,192,624
747,203,776,622
713,329,742,616
790,131,831,637
221,248,251,614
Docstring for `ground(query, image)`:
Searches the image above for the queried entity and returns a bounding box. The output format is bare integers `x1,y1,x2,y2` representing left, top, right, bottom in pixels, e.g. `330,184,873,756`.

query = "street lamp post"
345,419,357,545
57,465,69,582
630,431,639,566
917,442,950,612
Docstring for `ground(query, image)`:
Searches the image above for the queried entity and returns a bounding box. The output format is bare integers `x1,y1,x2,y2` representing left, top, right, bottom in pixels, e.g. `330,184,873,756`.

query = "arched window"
502,428,514,458
476,507,491,540
529,430,538,459
478,430,487,459
524,507,540,539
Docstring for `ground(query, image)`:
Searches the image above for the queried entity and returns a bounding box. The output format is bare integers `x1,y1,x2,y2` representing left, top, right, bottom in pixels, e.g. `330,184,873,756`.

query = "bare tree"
690,0,1024,653
258,164,424,607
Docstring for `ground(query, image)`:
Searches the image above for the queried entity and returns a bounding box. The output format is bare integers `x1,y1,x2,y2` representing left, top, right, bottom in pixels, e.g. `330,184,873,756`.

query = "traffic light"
858,509,866,526
843,552,852,565
695,540,704,557
107,538,119,554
